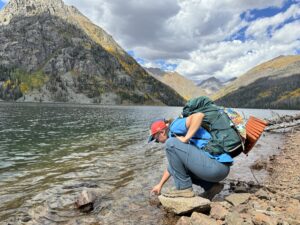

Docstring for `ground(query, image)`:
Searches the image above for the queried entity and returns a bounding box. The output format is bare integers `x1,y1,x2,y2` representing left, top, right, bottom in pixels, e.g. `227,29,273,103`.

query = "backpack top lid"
182,96,217,117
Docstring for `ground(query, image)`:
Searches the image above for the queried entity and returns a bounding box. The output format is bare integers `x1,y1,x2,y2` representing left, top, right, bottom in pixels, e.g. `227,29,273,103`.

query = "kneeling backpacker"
182,96,267,157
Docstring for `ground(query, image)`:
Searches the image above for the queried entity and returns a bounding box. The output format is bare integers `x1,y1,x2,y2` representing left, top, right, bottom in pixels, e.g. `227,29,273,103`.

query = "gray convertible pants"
166,137,230,191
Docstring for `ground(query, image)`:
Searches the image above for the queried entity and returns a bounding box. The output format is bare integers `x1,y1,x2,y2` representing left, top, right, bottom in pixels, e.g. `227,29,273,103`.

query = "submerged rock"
64,216,102,225
158,195,210,215
75,190,97,213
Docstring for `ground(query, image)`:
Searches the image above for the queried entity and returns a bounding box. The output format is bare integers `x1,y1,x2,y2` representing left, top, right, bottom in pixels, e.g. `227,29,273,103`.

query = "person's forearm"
159,169,170,186
185,112,204,141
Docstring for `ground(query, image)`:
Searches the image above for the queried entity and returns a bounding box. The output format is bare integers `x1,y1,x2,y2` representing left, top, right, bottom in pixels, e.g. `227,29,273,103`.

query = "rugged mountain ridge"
214,55,300,109
146,67,206,100
0,0,185,105
197,77,224,95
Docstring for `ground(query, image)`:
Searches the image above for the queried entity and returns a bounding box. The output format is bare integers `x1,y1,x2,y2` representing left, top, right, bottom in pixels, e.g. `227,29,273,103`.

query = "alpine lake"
0,102,298,225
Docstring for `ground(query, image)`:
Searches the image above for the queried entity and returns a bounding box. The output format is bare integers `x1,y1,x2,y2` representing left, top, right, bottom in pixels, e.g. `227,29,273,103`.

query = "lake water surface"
0,102,298,224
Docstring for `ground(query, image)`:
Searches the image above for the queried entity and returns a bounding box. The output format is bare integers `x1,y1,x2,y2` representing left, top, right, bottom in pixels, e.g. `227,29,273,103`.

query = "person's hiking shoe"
199,183,224,201
162,187,195,198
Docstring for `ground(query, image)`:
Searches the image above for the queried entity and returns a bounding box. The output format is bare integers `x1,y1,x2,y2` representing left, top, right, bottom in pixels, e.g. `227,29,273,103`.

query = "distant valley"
146,67,206,100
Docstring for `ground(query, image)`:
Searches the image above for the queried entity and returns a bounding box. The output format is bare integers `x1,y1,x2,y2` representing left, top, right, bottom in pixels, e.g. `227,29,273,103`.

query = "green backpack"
182,96,243,156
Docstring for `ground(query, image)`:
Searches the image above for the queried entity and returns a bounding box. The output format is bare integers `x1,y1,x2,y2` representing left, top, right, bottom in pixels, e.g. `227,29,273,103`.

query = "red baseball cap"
148,119,167,143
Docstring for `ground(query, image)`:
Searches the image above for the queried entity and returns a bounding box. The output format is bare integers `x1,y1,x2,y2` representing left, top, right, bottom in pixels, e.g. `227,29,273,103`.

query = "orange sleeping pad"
243,116,268,154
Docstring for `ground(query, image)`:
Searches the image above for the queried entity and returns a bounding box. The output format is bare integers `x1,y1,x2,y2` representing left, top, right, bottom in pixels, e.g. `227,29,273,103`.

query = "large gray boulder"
158,195,210,215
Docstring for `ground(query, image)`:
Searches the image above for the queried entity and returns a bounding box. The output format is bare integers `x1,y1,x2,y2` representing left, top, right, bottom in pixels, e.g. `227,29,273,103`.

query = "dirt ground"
219,128,300,225
262,128,300,223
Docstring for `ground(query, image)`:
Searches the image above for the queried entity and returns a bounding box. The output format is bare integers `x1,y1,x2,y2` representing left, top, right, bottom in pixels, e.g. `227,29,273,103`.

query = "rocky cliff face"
0,0,185,105
146,67,206,100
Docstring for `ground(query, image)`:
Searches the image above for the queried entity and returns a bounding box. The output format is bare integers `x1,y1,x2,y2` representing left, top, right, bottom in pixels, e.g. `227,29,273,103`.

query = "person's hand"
175,135,189,143
151,184,162,195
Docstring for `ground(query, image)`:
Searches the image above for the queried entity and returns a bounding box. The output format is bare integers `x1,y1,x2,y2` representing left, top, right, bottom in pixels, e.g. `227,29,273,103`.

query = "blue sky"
1,0,300,81
241,1,294,22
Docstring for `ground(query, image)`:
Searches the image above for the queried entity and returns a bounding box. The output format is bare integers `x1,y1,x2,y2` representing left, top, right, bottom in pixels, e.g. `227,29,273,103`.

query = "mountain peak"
0,0,74,25
4,0,65,11
199,76,221,85
145,67,166,76
0,0,122,56
197,76,223,95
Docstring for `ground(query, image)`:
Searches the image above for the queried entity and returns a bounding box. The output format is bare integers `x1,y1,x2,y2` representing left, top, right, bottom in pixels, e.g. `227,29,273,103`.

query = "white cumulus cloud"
62,0,300,81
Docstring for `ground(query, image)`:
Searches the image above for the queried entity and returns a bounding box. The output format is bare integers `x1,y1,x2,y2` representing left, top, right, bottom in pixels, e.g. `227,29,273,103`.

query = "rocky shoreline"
159,114,300,225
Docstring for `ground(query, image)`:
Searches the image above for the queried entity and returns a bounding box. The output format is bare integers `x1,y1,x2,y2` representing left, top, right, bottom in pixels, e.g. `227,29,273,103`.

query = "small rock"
79,203,94,213
210,203,229,220
255,189,271,200
190,212,219,225
21,215,31,222
176,216,191,225
286,218,300,225
252,211,277,225
291,193,300,201
225,193,251,206
28,205,48,220
270,199,277,207
232,204,249,214
250,160,267,170
277,220,290,225
218,201,233,209
285,203,300,219
225,211,244,225
251,201,268,211
65,216,101,225
234,186,249,193
216,220,225,225
240,213,254,225
255,210,278,217
75,190,98,212
251,201,262,210
158,195,211,215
